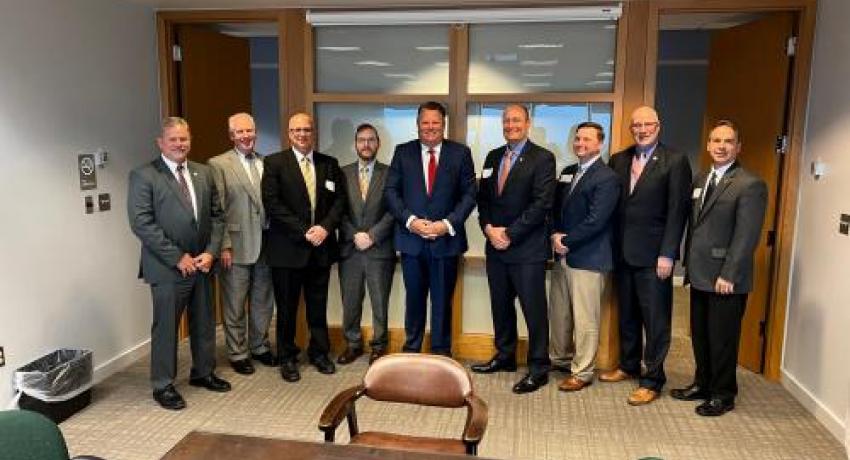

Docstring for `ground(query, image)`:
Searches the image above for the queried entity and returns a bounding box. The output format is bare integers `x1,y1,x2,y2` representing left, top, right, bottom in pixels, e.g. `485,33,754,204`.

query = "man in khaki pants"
549,122,620,391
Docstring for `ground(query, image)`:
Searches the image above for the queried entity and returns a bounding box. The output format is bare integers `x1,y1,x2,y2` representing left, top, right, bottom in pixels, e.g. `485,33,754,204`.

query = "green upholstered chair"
0,410,104,460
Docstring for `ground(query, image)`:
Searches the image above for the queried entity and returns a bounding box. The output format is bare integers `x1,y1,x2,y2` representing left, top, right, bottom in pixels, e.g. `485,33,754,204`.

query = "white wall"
0,0,160,406
783,0,850,446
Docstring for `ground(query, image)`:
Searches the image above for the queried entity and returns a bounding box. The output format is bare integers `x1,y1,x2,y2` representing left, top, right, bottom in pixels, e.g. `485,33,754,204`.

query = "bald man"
602,106,692,406
262,113,346,383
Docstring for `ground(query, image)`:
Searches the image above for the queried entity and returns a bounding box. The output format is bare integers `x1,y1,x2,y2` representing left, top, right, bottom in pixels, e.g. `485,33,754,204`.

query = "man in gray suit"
671,120,767,416
337,123,396,365
208,113,276,376
128,117,231,410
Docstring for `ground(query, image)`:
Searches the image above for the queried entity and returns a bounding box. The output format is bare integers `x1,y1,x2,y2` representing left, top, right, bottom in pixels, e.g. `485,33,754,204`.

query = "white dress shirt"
405,142,455,236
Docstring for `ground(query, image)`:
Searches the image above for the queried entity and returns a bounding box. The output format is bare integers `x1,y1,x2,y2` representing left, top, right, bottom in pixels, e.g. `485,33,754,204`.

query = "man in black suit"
128,117,230,410
262,112,346,382
601,106,692,406
384,102,477,356
337,123,396,365
671,120,767,416
549,122,620,392
471,104,556,394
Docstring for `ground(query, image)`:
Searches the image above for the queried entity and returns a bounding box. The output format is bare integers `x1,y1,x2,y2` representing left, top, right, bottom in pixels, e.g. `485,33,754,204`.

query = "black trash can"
15,349,93,424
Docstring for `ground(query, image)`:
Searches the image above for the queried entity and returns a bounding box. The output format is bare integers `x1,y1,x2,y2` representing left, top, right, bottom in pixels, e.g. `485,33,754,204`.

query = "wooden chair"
318,353,488,456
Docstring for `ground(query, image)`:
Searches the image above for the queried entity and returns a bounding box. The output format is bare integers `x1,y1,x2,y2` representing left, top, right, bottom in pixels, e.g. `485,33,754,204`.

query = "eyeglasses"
630,122,659,130
289,127,314,134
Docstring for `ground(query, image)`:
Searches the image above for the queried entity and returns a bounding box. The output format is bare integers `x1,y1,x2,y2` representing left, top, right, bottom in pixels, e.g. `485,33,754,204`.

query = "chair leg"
346,403,359,439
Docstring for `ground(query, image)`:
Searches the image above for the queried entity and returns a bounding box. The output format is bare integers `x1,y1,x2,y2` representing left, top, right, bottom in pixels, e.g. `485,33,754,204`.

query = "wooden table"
161,431,487,460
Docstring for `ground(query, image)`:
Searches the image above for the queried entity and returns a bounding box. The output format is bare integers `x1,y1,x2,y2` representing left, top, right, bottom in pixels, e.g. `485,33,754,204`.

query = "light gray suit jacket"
340,161,395,259
684,163,767,294
127,157,224,284
208,149,266,264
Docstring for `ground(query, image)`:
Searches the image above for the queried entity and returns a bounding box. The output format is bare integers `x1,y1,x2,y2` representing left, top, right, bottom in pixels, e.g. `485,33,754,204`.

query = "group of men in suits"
128,102,766,417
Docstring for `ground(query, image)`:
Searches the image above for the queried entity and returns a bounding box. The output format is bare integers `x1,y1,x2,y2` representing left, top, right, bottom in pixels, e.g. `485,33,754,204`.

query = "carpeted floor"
60,290,846,460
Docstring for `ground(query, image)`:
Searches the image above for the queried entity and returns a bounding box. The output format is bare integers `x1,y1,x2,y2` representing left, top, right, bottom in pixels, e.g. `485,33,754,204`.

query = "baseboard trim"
93,340,150,385
781,367,847,444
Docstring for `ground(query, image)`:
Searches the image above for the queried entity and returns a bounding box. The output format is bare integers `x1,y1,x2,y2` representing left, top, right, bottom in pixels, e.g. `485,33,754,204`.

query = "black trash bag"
14,349,93,402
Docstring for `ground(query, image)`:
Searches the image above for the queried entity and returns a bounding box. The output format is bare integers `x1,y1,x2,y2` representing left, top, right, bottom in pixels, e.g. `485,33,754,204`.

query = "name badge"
325,180,335,192
482,168,493,179
560,174,574,183
692,188,702,199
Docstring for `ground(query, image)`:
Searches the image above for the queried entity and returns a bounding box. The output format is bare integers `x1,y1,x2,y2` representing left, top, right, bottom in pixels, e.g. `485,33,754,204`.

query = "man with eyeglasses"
601,106,692,406
262,112,346,382
336,123,396,366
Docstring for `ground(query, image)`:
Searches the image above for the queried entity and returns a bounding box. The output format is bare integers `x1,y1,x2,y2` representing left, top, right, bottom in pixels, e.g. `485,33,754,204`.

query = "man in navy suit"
470,104,555,394
601,106,692,406
384,101,477,356
549,122,620,392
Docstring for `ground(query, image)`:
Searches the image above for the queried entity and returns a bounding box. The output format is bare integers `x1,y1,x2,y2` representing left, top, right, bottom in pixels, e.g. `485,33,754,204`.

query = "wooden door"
177,25,252,164
175,25,252,337
702,13,794,372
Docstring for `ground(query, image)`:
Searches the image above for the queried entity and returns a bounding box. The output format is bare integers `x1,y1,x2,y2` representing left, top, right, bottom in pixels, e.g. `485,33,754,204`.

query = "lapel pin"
652,156,658,161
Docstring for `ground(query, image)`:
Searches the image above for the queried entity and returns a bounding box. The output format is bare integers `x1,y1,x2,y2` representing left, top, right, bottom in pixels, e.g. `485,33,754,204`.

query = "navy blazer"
384,139,477,258
553,159,620,272
477,141,556,264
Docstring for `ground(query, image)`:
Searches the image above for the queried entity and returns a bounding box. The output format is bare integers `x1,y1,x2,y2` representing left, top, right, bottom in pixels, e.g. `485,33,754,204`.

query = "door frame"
643,0,817,381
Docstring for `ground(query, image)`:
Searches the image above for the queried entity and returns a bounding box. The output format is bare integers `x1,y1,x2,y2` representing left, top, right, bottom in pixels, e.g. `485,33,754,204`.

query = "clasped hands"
305,225,329,247
177,252,214,277
551,232,568,255
486,224,512,250
353,232,374,251
410,218,449,240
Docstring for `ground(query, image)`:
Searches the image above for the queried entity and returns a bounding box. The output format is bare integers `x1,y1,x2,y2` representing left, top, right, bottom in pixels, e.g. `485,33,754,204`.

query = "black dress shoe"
471,357,517,374
369,348,387,365
696,398,735,416
280,360,300,382
251,351,279,367
336,347,363,365
670,383,709,401
512,373,549,394
189,373,232,392
153,385,186,410
310,355,336,374
230,358,255,375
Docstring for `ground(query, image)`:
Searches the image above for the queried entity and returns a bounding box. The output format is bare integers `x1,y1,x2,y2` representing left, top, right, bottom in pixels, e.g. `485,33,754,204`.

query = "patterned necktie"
359,166,369,200
427,148,437,197
246,153,261,191
701,171,717,209
629,152,647,194
176,164,195,217
497,148,515,196
300,156,316,211
569,165,585,195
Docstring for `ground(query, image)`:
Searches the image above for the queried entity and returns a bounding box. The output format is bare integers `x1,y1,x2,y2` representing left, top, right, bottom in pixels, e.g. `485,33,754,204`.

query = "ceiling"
127,0,601,9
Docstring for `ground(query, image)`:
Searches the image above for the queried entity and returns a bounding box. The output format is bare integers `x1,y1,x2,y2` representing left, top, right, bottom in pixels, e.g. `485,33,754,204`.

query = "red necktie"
427,148,437,196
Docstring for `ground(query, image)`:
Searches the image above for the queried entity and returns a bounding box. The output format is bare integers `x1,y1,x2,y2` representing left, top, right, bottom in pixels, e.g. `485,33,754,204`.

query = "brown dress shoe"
627,387,659,406
558,376,591,392
598,368,633,383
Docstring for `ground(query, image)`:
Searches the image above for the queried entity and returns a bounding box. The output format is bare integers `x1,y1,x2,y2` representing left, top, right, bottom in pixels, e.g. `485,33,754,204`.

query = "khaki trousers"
548,259,605,382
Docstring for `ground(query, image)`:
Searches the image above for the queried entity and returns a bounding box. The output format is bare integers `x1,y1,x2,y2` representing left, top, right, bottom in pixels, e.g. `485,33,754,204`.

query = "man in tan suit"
209,113,276,376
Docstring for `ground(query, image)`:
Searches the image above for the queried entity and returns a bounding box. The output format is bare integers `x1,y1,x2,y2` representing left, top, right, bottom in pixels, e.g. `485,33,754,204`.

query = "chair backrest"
0,409,70,460
363,353,473,408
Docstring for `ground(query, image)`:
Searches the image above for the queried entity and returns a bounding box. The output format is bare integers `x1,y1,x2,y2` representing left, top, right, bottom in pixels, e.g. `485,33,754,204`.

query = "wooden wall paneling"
280,9,308,147
764,1,817,381
618,0,651,147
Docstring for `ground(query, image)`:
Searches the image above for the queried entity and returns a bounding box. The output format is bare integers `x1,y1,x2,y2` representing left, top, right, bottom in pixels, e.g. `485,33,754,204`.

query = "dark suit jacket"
340,161,395,260
477,141,555,264
553,159,621,272
127,157,223,284
384,139,477,258
609,142,692,267
684,163,767,294
261,148,346,268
